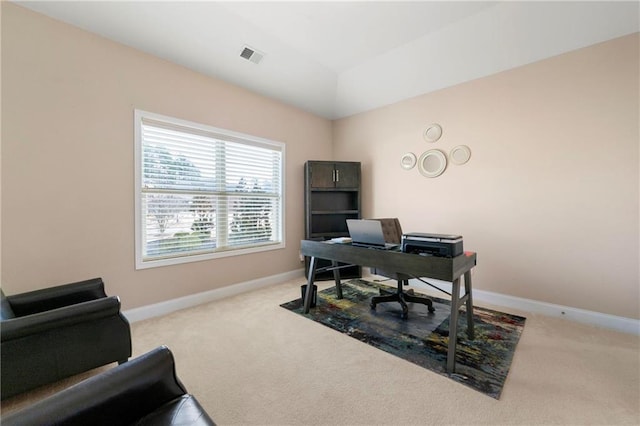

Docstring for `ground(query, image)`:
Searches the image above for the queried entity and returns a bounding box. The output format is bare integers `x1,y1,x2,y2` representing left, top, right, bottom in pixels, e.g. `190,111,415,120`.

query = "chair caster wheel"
370,302,377,310
428,306,435,313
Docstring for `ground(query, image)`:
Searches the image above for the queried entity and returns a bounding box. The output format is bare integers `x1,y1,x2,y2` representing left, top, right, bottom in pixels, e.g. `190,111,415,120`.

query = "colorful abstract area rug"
280,279,526,399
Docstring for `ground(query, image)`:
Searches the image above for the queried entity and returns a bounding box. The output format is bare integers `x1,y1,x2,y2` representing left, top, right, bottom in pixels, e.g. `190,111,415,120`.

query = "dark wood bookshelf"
304,160,362,280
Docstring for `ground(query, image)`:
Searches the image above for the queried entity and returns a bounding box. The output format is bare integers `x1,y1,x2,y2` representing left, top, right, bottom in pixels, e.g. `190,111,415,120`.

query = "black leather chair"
2,345,216,426
369,218,434,319
1,277,132,399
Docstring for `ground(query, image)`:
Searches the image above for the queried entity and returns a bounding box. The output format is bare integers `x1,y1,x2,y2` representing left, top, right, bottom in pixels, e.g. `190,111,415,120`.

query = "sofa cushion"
134,395,216,426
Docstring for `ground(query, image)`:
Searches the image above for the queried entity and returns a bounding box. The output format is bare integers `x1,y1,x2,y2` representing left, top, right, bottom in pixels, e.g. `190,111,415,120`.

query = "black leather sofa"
1,277,132,399
2,346,216,426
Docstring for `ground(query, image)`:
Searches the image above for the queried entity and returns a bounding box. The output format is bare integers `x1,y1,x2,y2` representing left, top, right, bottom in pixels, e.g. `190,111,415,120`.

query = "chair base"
370,281,435,319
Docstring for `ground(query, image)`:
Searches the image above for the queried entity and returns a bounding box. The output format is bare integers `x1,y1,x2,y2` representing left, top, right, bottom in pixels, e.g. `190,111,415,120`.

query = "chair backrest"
369,218,407,280
373,218,403,244
2,346,187,426
7,278,107,317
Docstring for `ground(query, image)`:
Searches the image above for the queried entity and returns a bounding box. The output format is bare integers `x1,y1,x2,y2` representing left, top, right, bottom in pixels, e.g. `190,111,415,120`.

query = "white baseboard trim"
407,278,640,336
123,269,305,323
124,270,639,336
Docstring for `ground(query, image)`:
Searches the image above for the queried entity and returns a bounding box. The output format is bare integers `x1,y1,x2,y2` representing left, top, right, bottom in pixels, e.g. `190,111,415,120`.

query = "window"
135,110,285,269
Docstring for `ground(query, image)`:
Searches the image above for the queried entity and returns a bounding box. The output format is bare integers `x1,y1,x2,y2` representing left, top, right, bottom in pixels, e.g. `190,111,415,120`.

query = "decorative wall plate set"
401,123,471,178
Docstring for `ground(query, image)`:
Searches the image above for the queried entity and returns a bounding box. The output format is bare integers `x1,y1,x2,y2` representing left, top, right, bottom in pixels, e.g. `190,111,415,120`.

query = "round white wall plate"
400,152,417,170
450,145,471,165
423,123,443,142
418,149,447,177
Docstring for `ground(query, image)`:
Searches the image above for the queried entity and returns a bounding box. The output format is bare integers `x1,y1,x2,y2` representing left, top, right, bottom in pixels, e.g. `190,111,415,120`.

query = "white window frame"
134,109,285,269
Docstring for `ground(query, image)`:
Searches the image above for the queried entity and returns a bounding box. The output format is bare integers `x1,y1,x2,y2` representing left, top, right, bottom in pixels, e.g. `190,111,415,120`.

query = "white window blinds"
135,110,284,269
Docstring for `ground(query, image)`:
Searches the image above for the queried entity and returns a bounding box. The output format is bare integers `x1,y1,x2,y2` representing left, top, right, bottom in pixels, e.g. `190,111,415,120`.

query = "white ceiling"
15,1,640,119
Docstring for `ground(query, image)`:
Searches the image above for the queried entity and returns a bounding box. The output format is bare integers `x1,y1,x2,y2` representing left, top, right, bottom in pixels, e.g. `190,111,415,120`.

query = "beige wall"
334,33,639,319
1,4,332,308
2,4,638,320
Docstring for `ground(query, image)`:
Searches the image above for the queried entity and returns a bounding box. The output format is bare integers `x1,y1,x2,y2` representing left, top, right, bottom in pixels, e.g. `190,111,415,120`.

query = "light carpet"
2,276,639,425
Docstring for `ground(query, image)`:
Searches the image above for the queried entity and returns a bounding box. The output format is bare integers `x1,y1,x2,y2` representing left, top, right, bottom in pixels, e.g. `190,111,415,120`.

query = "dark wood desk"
300,239,477,373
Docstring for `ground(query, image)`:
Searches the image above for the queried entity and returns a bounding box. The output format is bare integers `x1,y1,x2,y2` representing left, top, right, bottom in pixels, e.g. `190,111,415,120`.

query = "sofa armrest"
1,296,123,342
135,394,216,426
6,277,107,316
3,346,198,426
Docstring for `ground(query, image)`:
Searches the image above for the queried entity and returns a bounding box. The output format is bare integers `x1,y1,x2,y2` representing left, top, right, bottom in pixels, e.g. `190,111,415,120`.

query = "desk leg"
303,257,318,314
464,270,475,340
447,278,461,373
332,260,343,299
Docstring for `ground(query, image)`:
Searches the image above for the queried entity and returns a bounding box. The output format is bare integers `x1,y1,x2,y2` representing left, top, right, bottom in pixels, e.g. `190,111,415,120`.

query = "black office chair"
1,278,132,399
370,218,434,319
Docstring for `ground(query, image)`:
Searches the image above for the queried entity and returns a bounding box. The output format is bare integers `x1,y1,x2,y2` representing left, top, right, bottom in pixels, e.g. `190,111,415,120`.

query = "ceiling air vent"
240,45,264,65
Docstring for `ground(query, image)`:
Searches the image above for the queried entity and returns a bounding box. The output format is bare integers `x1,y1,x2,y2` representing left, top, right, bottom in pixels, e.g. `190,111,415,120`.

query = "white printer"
401,233,463,258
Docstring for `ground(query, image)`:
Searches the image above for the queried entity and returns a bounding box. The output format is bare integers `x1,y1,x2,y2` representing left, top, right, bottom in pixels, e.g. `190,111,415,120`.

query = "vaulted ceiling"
16,1,640,119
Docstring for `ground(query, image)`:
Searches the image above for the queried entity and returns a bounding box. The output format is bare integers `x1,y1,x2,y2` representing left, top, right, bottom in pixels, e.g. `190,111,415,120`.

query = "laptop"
346,219,399,250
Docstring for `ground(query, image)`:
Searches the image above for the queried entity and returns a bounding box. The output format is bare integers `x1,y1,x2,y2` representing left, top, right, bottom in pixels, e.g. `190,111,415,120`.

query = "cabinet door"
334,162,360,188
309,162,336,188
